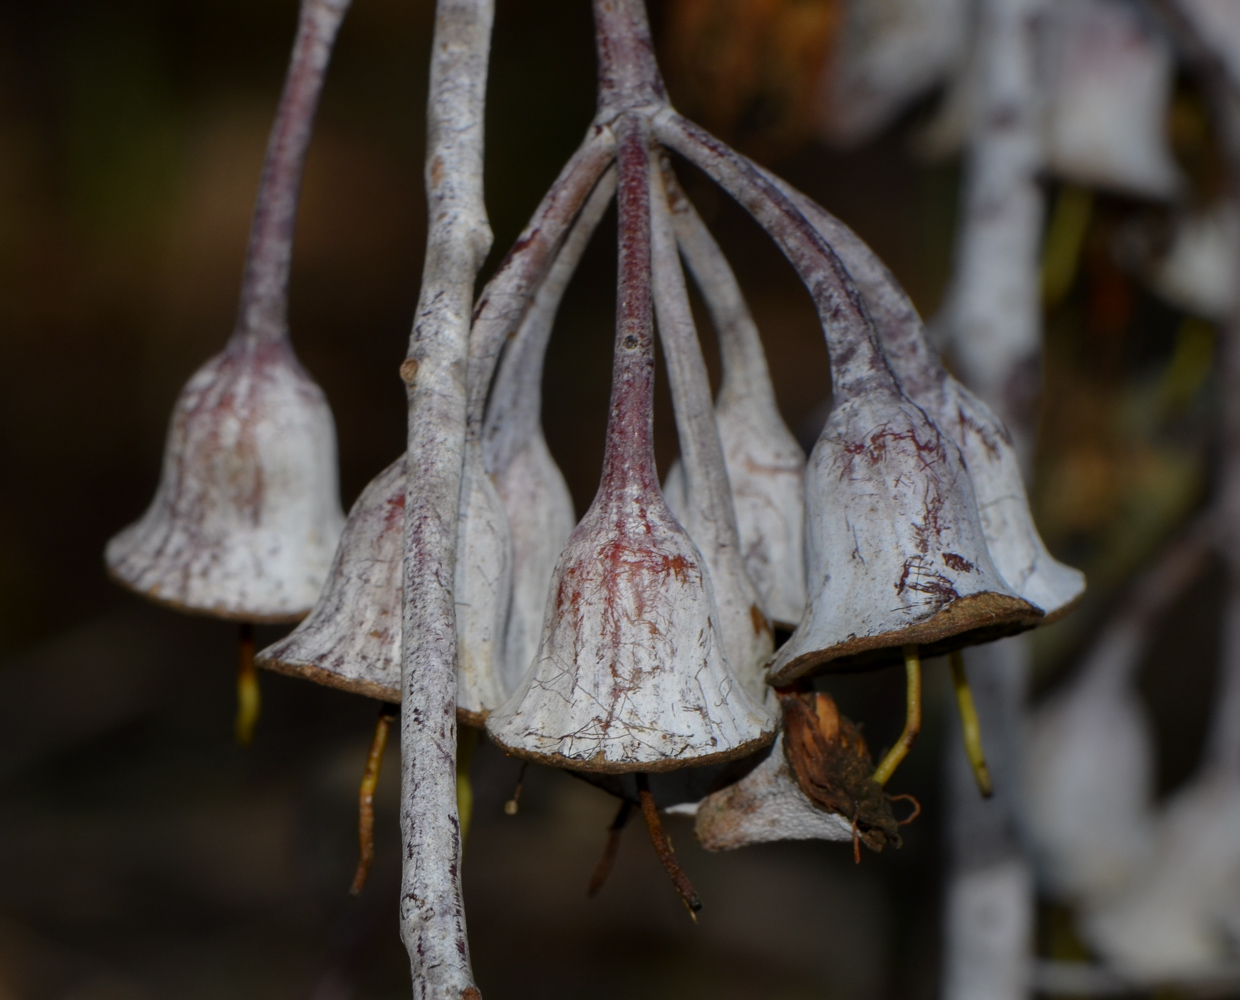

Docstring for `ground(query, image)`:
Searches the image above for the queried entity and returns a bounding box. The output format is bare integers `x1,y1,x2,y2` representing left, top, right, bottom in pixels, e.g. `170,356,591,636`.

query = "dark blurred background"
0,0,1220,997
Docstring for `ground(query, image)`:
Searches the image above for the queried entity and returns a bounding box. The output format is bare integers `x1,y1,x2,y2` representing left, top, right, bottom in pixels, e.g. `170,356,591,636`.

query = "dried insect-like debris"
647,155,775,707
765,176,1085,621
484,170,617,693
695,690,903,853
106,0,350,622
485,115,773,773
661,166,807,630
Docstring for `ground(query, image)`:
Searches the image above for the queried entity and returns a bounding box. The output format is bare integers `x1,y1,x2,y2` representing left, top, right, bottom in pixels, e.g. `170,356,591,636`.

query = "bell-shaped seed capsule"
659,165,807,630
767,175,1085,620
255,451,511,719
106,337,346,621
695,690,901,854
647,156,775,709
484,169,618,694
106,0,351,621
657,113,1041,681
485,116,773,773
453,441,512,723
1045,0,1182,200
257,458,403,701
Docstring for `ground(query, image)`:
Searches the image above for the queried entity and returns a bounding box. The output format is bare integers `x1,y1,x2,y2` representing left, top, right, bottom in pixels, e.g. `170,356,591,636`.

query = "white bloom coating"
648,156,775,714
767,175,1085,620
107,342,344,622
694,732,853,850
484,169,618,693
486,115,772,773
661,169,807,630
1045,0,1182,199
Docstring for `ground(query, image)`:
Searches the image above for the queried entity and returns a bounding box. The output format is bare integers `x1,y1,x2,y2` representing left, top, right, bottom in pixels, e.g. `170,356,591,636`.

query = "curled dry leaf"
695,690,899,852
485,114,773,773
661,165,807,630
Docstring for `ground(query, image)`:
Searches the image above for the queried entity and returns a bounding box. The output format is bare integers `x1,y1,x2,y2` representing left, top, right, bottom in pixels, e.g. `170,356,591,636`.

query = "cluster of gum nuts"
105,0,1084,913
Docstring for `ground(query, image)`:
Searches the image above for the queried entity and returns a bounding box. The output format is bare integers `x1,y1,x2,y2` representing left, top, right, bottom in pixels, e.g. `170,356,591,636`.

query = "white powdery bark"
937,2,1047,997
106,0,350,622
647,156,775,712
661,170,808,630
941,0,1048,466
399,0,494,996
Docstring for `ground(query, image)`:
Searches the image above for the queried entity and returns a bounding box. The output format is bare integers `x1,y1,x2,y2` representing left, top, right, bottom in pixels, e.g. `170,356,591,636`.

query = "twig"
235,623,260,746
351,702,398,895
636,774,702,919
871,645,923,786
235,0,352,348
586,800,632,897
399,1,494,996
949,650,993,798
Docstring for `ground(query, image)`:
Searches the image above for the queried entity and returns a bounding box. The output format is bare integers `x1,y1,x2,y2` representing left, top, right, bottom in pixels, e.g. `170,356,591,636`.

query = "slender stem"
872,645,923,786
593,0,667,118
586,799,632,897
465,133,616,439
655,113,901,402
599,113,657,496
235,623,260,746
482,167,617,477
350,702,398,895
950,650,994,799
660,162,780,416
233,0,351,348
503,761,528,816
399,1,494,996
647,151,743,567
636,774,702,918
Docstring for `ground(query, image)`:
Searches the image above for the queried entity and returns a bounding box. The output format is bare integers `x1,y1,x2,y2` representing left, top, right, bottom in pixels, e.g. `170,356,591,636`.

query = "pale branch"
399,1,494,998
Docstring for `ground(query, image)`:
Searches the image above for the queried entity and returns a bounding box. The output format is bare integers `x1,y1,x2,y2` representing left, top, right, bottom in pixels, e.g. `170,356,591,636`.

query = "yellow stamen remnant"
871,644,922,787
350,702,398,895
949,650,994,798
457,725,478,846
235,623,260,746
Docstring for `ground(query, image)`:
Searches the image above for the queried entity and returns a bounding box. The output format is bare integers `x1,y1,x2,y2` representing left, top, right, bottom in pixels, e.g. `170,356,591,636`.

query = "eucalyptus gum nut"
767,391,1040,682
485,114,772,774
1080,772,1240,978
648,155,775,711
664,172,807,629
493,435,576,694
1045,0,1182,199
106,340,345,622
762,172,1085,621
694,732,853,850
256,448,513,719
257,457,404,701
482,494,774,772
815,0,969,149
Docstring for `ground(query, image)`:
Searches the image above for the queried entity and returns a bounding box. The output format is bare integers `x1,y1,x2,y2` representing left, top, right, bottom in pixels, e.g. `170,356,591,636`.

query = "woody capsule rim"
767,590,1043,683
